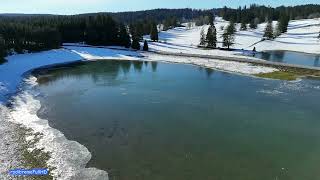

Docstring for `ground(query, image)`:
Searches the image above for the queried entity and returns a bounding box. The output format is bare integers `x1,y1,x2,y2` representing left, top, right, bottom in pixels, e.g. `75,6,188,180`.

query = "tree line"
0,14,160,60
218,4,320,26
1,4,320,60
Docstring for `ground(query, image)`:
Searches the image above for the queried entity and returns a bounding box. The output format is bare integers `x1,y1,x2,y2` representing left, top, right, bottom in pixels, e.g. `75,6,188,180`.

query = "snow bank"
65,46,141,60
0,49,81,103
7,76,108,180
143,53,277,75
0,105,24,179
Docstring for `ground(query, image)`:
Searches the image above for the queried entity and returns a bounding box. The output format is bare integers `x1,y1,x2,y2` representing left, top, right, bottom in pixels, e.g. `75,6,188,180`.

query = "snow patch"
143,53,277,75
66,46,141,60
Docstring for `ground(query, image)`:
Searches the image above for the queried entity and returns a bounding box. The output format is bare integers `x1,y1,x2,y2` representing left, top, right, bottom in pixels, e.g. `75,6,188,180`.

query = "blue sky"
1,0,319,15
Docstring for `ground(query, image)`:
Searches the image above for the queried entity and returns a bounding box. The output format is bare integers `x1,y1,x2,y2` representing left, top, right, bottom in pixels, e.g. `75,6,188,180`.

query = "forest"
0,4,320,60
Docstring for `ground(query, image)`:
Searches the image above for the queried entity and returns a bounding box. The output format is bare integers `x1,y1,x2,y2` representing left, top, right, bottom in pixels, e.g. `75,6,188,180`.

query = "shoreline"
0,45,320,179
2,75,109,180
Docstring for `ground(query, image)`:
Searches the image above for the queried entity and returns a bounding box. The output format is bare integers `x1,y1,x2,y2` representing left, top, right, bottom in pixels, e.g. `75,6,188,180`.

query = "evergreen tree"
240,21,247,30
199,27,206,46
206,25,217,48
0,36,7,60
118,23,131,48
222,23,235,50
131,37,141,50
143,40,149,51
227,21,236,34
318,30,320,39
276,15,289,36
263,21,274,39
206,26,214,48
163,16,178,30
249,18,258,29
212,25,217,48
150,23,159,42
208,13,215,26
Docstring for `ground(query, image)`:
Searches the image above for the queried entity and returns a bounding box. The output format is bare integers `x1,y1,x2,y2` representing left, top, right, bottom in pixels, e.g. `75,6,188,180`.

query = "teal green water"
36,60,320,180
253,50,320,67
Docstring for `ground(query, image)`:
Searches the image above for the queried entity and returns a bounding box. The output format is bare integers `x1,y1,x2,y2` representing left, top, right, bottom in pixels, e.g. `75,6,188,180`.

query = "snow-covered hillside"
146,17,320,55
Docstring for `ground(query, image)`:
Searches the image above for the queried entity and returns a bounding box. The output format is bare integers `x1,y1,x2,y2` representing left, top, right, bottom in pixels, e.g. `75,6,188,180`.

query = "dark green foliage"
249,18,258,29
208,13,215,26
240,21,247,30
276,15,289,37
129,21,146,41
199,28,206,46
143,40,149,51
163,16,178,30
85,15,119,45
263,21,274,39
218,4,320,25
205,25,217,48
222,22,235,49
150,23,158,42
131,37,140,50
118,23,131,48
226,21,236,34
195,15,210,26
109,8,211,25
0,36,7,60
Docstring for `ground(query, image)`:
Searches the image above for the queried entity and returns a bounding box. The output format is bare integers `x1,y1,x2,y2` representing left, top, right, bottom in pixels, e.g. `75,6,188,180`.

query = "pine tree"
208,13,215,26
0,36,7,60
212,25,217,48
276,15,289,37
131,37,141,50
318,30,320,39
240,21,247,30
249,20,257,29
249,18,258,29
206,26,214,48
118,23,131,48
227,21,236,34
150,23,159,42
222,23,235,50
199,27,206,46
143,40,149,51
205,25,217,48
263,21,274,39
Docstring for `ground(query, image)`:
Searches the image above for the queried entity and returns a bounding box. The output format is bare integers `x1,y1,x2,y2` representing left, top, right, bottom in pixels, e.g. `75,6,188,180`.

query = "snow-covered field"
146,17,320,55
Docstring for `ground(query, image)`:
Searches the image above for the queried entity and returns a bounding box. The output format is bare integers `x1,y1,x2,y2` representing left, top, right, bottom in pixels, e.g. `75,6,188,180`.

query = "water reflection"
273,51,285,62
260,52,271,61
132,61,143,72
253,50,320,67
36,61,131,86
120,60,131,74
314,56,319,67
205,68,214,78
144,61,148,67
151,62,158,72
